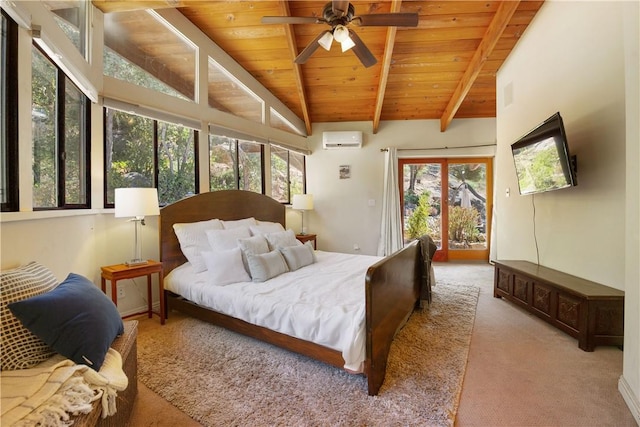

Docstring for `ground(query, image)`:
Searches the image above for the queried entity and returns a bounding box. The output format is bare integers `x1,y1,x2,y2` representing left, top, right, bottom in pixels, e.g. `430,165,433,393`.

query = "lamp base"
125,259,148,266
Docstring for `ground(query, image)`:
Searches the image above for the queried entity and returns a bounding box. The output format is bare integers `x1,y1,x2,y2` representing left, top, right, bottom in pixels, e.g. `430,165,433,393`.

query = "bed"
160,190,425,396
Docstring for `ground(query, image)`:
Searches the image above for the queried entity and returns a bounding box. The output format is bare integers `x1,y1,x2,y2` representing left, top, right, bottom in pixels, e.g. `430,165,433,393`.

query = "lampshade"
332,25,349,43
292,194,314,211
115,188,160,218
340,36,355,52
318,31,333,51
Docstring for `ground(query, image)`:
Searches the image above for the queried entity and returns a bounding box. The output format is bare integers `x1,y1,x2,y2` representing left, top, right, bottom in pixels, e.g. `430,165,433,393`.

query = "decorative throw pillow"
221,217,257,229
173,218,224,273
1,262,58,370
205,227,251,252
237,235,270,275
279,241,316,271
201,248,251,286
264,229,301,251
8,273,124,371
246,250,289,282
249,222,285,236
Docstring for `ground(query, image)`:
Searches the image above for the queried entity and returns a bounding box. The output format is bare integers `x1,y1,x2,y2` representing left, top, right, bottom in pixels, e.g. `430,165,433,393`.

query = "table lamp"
292,194,314,235
115,187,160,265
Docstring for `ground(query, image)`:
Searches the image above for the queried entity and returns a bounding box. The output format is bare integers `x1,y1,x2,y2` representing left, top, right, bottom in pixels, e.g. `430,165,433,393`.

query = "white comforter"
164,250,381,372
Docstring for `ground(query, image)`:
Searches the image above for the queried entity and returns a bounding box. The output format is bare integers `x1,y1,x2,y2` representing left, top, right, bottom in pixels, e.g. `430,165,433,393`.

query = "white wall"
495,0,639,422
496,1,627,288
305,118,496,255
1,213,161,316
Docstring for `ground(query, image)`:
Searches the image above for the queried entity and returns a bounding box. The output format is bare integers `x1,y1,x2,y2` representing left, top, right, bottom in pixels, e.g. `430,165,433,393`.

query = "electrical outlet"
117,284,126,299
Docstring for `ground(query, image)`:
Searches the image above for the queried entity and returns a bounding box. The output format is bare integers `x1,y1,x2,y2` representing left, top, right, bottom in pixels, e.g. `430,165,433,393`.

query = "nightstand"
101,260,165,325
296,233,317,249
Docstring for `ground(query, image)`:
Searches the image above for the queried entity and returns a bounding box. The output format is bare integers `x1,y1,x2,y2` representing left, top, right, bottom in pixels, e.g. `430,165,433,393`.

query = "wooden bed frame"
159,190,422,396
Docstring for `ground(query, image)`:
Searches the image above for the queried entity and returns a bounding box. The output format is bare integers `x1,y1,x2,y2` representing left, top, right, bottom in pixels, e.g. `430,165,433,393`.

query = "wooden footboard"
365,240,421,396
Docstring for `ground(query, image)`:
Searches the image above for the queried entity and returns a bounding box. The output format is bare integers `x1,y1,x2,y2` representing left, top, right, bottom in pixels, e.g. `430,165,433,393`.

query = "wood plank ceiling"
92,1,545,134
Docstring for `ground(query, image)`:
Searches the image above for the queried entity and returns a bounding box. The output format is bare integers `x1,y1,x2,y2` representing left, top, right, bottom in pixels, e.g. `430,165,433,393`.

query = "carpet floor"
137,283,479,427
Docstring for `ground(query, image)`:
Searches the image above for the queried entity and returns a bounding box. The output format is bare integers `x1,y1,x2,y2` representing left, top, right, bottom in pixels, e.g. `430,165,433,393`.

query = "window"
104,108,199,206
32,44,90,209
209,135,263,193
270,146,305,203
208,58,264,123
43,0,87,58
103,10,196,101
1,11,18,212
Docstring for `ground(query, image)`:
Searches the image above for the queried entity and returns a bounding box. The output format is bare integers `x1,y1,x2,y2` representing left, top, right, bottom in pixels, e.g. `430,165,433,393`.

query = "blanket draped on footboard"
418,234,437,307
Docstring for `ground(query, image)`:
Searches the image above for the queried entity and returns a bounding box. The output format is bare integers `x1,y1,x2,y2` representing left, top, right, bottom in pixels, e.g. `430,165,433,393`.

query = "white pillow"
250,222,285,236
173,219,224,273
264,229,301,250
205,227,251,251
279,241,316,271
237,235,270,275
201,248,251,286
238,235,270,256
246,250,289,282
222,217,257,229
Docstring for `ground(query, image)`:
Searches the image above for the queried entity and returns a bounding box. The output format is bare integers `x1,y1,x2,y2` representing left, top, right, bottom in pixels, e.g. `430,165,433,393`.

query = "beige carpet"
137,283,479,427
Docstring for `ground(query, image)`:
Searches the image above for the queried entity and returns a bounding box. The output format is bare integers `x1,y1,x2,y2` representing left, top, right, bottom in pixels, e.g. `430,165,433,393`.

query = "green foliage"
406,193,430,239
448,206,480,243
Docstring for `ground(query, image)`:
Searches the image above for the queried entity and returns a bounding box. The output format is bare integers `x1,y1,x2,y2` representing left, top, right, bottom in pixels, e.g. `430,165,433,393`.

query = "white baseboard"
619,375,640,425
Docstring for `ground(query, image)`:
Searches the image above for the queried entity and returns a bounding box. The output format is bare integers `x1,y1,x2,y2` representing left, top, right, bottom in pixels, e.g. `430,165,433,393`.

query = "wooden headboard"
160,190,286,275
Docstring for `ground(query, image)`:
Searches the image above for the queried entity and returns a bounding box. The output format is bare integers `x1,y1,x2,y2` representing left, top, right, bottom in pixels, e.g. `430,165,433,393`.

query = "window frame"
270,145,307,204
208,134,265,194
32,43,91,210
102,107,201,208
1,10,19,212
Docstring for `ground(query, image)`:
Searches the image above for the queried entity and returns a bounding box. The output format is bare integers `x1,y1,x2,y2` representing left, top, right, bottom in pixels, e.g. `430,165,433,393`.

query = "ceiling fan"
261,1,419,68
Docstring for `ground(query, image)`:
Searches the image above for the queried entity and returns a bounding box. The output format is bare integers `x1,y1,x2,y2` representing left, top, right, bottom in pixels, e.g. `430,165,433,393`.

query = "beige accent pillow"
246,250,289,282
279,241,316,271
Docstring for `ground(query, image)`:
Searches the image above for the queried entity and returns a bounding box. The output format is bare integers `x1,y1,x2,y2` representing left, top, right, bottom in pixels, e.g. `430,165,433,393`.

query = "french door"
400,158,493,261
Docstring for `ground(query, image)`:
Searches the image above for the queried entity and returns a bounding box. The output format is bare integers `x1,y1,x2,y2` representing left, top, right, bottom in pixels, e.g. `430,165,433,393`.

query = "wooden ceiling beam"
277,0,312,136
439,0,520,132
372,0,403,134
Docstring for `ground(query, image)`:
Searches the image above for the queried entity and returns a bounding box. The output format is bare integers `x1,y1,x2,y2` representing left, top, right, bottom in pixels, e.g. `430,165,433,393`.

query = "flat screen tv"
511,112,577,195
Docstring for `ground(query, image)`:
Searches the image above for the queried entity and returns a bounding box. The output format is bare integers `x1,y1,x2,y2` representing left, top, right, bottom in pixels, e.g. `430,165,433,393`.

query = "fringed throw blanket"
1,348,128,427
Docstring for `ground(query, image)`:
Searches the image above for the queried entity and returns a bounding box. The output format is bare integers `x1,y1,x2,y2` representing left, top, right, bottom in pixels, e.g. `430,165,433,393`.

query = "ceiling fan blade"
355,13,419,27
332,0,351,18
261,16,322,25
294,30,331,64
348,29,377,68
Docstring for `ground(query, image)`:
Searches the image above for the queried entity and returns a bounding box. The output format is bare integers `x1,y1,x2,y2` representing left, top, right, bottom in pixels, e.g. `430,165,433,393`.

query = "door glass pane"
448,163,487,250
403,163,442,249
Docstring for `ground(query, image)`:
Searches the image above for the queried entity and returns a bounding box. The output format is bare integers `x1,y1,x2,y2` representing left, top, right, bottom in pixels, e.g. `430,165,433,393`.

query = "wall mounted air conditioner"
322,131,363,149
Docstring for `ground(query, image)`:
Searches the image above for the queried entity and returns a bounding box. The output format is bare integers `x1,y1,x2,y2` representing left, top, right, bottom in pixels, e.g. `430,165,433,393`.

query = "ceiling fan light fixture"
318,31,333,51
332,24,349,43
340,36,355,52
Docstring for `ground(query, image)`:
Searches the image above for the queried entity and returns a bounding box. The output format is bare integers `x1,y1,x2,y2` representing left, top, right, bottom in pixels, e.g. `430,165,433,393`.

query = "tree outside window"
32,45,90,209
104,108,198,206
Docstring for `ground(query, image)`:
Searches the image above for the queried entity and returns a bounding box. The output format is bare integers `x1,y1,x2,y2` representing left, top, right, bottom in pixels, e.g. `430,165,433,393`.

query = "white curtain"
377,147,404,256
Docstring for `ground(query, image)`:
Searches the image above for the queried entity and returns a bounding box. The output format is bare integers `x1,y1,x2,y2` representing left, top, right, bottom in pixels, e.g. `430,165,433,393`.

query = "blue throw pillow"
8,273,124,370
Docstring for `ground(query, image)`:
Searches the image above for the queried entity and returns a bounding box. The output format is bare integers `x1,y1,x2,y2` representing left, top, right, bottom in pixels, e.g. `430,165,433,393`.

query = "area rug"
137,283,479,427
